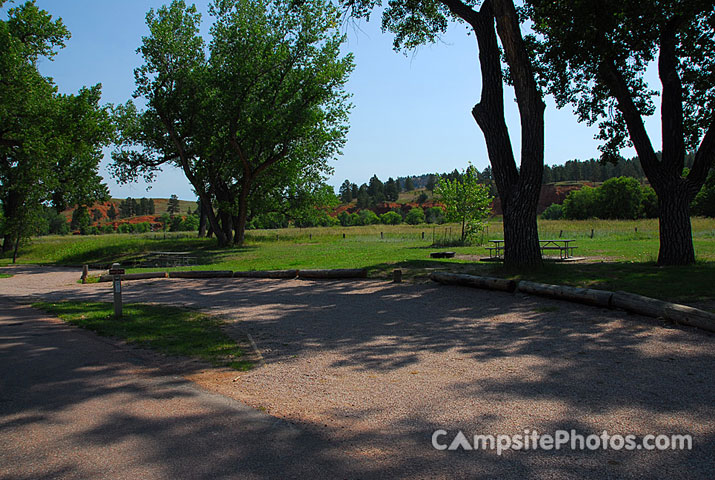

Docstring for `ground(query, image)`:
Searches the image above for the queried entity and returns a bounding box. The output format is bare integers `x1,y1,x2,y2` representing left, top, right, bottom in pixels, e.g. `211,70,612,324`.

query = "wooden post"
591,228,594,238
422,232,425,239
393,269,402,283
343,233,345,239
559,230,563,238
81,264,89,284
381,232,383,239
109,263,125,319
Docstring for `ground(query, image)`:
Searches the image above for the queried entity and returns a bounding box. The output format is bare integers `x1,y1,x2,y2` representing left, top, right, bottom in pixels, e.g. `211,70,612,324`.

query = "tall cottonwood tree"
344,0,545,266
527,0,715,265
112,0,353,246
1,2,112,257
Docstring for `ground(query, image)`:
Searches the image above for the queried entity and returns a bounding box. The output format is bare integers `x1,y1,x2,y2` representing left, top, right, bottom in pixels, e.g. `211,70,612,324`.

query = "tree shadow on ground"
5,277,714,478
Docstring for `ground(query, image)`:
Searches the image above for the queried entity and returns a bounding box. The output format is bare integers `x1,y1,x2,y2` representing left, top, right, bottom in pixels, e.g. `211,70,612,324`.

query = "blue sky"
18,0,661,200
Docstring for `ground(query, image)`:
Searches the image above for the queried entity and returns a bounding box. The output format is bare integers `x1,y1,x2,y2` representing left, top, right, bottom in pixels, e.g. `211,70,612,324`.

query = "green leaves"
434,165,492,242
113,0,354,245
1,2,112,253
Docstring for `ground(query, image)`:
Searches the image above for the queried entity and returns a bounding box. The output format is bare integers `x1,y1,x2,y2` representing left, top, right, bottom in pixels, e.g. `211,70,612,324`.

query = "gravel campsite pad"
1,265,714,479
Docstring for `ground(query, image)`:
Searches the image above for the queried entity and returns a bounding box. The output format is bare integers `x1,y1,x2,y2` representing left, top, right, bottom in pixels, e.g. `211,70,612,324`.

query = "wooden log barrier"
429,272,517,293
169,270,233,279
517,281,613,308
98,272,168,282
233,270,298,279
298,268,367,279
612,291,715,333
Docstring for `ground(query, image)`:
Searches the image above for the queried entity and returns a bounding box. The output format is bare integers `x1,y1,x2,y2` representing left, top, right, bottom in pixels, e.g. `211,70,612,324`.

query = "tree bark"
444,0,543,267
233,176,251,246
656,182,695,265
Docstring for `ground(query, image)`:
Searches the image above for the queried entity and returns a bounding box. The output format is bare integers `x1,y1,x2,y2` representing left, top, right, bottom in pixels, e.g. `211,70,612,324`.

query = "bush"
101,224,116,234
182,214,200,230
540,203,564,220
691,170,715,217
133,222,150,233
357,209,380,225
380,211,402,225
563,186,598,220
597,177,643,219
416,192,428,204
405,207,425,225
424,206,444,224
118,223,133,234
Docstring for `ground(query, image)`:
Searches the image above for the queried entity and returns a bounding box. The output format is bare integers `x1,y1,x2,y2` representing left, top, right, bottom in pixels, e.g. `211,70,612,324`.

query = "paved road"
1,265,714,479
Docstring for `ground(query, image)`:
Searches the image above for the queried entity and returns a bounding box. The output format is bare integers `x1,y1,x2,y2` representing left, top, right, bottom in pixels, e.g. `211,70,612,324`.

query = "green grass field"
4,218,714,306
34,302,252,371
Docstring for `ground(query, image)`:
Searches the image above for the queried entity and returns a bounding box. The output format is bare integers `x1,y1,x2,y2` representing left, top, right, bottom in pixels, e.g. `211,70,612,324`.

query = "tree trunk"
502,186,542,267
198,199,207,237
12,234,20,264
656,184,695,265
454,0,543,267
233,177,251,246
2,234,13,254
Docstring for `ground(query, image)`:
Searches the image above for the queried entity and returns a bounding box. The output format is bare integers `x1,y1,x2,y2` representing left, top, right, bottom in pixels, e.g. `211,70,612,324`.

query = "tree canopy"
435,165,493,243
112,0,353,246
0,1,113,258
527,0,715,264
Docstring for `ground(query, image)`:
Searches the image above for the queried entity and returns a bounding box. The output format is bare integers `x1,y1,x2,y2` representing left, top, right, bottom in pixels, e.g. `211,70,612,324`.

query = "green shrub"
424,206,444,224
380,211,402,225
357,209,380,225
563,186,598,220
405,207,425,225
540,203,564,220
691,170,715,217
597,177,643,219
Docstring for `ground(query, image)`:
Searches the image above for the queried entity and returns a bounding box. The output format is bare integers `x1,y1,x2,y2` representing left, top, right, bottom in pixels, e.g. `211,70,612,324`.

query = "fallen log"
662,303,715,333
429,272,516,293
517,281,613,308
298,268,367,279
613,291,715,333
169,270,233,279
233,270,298,279
611,291,668,318
98,272,168,282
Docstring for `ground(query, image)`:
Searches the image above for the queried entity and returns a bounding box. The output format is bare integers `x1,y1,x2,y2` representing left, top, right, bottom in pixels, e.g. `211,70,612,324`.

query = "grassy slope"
4,218,714,306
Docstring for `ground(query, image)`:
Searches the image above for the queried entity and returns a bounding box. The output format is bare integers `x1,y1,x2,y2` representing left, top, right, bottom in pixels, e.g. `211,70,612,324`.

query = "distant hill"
61,197,197,225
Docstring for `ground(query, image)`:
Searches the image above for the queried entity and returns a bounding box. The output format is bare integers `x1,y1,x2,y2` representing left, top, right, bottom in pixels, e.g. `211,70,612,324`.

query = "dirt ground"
1,265,713,479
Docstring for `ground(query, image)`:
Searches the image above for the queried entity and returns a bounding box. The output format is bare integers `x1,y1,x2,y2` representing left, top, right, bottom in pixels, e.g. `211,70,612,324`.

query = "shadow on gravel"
6,277,714,478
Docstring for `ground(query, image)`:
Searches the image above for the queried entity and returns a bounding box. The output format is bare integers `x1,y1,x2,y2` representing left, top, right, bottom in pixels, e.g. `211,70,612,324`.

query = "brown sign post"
109,263,125,319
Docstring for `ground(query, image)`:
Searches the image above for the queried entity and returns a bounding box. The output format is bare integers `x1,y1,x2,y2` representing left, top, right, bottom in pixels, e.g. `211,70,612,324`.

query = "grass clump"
34,302,251,371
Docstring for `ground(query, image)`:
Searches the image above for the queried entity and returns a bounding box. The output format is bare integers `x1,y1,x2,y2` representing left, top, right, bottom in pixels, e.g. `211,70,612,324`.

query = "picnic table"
146,251,196,267
486,239,578,260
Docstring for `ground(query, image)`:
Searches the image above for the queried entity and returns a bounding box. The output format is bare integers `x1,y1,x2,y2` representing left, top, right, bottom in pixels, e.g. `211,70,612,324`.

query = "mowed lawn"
2,218,714,306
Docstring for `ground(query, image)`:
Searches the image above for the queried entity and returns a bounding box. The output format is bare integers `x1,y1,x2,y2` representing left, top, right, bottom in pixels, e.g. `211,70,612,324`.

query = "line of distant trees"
351,153,697,194
115,197,156,218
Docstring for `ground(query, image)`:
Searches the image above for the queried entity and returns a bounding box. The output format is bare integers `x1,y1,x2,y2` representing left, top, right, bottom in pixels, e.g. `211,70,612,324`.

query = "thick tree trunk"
502,184,543,267
453,0,542,267
656,184,695,265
